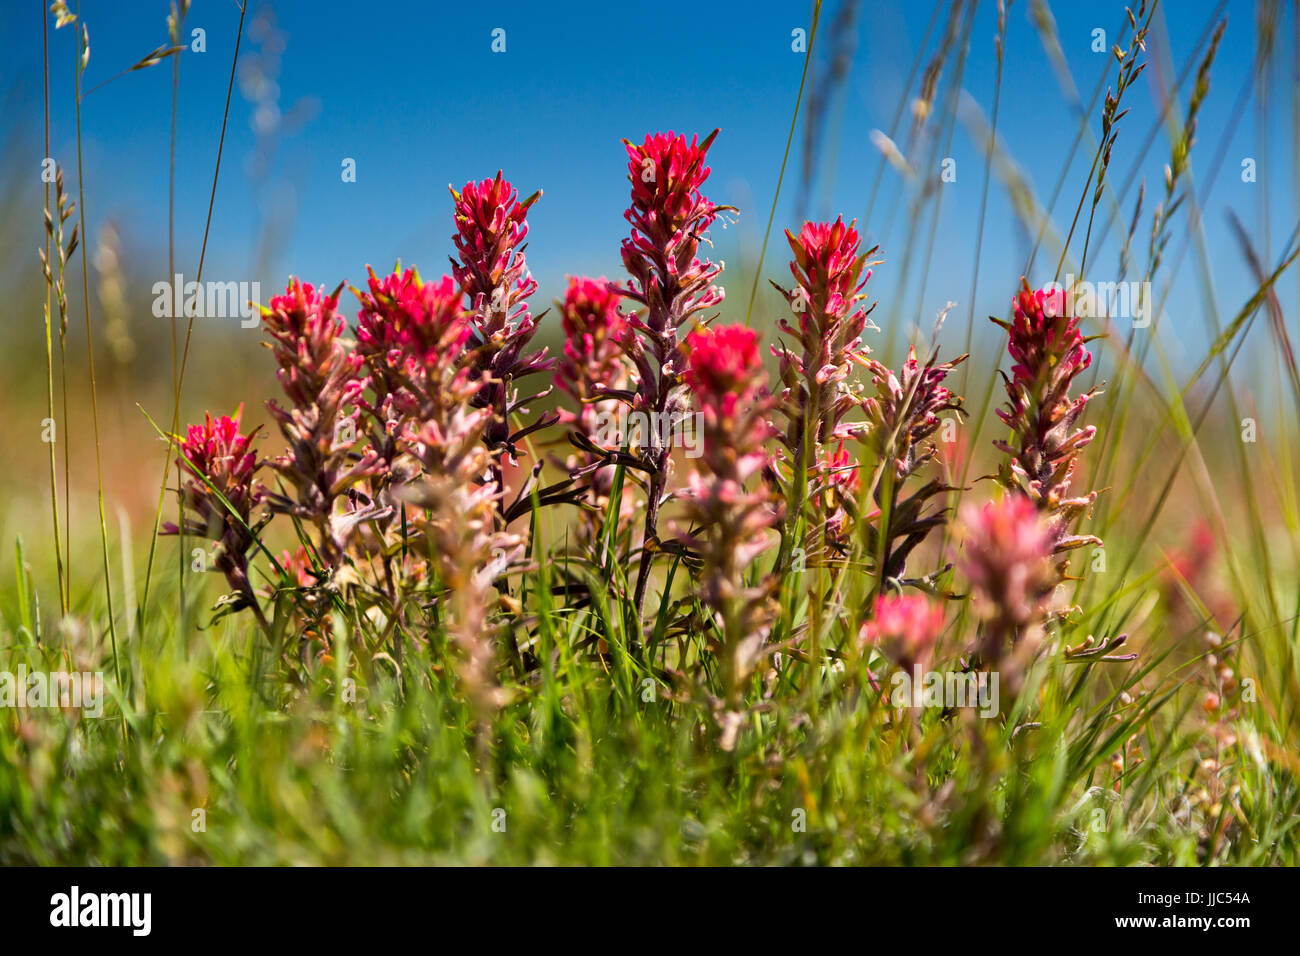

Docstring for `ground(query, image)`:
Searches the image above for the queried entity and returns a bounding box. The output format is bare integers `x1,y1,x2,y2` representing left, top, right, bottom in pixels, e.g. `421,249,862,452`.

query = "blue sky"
4,0,1289,373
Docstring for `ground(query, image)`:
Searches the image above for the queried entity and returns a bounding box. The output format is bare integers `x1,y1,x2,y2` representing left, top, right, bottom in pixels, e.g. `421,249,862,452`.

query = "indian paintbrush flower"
771,217,880,565
162,407,265,618
450,172,556,513
617,129,731,622
556,276,630,436
354,265,425,473
992,279,1103,578
859,592,946,673
355,268,475,469
390,272,524,743
556,276,636,540
679,323,783,748
958,494,1055,671
259,278,385,568
860,344,966,586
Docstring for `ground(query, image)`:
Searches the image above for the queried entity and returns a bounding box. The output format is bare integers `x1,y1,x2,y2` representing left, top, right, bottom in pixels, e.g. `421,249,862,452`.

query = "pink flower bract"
685,324,762,404
860,593,945,670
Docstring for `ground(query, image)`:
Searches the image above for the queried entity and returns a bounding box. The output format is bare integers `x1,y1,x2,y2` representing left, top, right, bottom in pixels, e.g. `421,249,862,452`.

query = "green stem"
73,2,125,741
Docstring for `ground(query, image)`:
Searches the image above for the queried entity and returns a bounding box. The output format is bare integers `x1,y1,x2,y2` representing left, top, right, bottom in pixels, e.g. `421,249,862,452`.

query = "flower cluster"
259,280,383,567
772,217,878,563
556,276,636,536
356,270,474,418
863,346,965,480
992,279,1102,575
860,593,946,673
360,266,521,727
617,130,730,618
557,276,630,447
814,442,860,547
1162,518,1237,634
860,345,966,585
162,128,1126,761
354,266,432,474
396,279,522,732
162,408,263,613
619,131,725,340
958,495,1055,666
450,173,555,478
679,324,782,744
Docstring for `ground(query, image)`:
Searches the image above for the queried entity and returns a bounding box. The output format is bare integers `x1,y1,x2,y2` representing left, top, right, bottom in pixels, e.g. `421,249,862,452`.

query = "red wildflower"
679,324,782,739
357,270,471,397
620,131,722,322
992,278,1103,572
959,495,1055,659
864,345,965,480
450,173,533,284
260,278,383,566
860,593,946,671
856,342,967,583
772,217,880,566
617,129,732,621
277,546,317,589
557,275,629,421
554,276,636,539
162,406,263,610
684,324,762,413
450,172,554,475
354,267,474,503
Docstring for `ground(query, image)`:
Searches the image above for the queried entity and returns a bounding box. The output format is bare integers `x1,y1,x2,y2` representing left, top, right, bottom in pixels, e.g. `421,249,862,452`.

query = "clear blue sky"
3,0,1289,373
